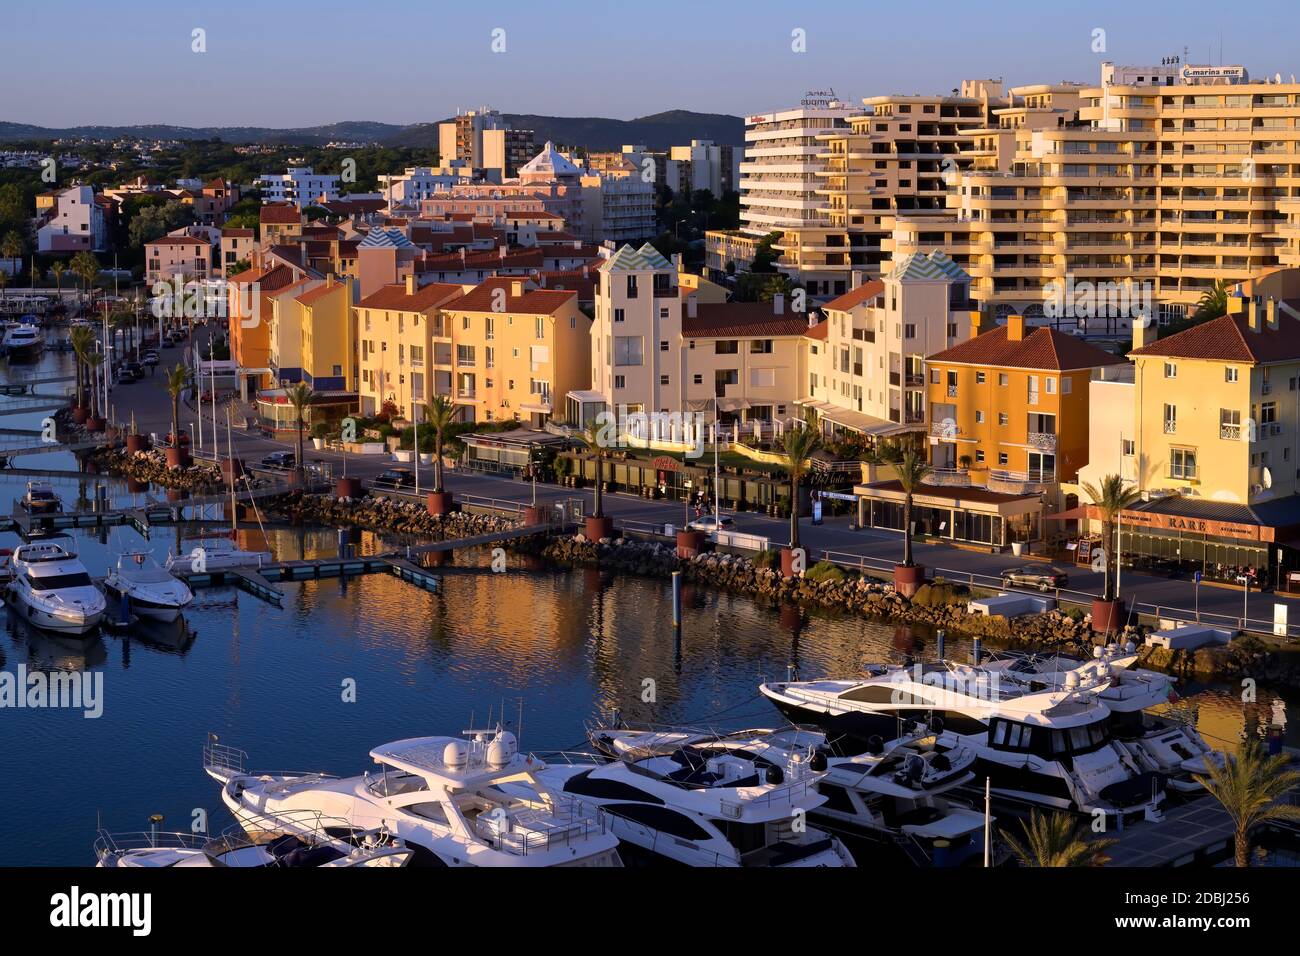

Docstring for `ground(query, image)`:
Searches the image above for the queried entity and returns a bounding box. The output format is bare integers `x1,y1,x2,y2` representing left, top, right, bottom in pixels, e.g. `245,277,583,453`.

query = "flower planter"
676,530,706,560
71,406,89,424
780,547,801,579
84,416,105,433
394,449,414,463
893,563,926,599
523,505,546,526
585,515,615,541
220,458,245,482
419,452,434,465
165,447,191,469
312,437,325,450
1091,598,1126,636
426,491,454,516
124,434,149,454
335,477,363,499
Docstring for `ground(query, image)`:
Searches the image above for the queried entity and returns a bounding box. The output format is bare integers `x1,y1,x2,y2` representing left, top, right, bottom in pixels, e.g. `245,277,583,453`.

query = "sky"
3,0,1298,128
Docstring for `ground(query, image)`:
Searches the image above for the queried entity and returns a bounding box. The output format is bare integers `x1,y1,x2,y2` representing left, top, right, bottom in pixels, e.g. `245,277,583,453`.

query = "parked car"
164,430,190,448
140,351,160,367
372,467,415,490
686,514,736,533
1001,565,1069,592
117,361,143,383
260,450,297,471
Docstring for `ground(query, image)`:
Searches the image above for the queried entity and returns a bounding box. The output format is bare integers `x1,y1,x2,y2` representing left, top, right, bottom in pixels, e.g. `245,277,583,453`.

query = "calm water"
0,350,1296,865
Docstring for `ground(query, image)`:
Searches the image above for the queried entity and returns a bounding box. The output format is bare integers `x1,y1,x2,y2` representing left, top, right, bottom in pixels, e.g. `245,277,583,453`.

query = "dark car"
118,361,143,383
372,467,415,490
1001,565,1069,592
260,450,297,470
140,351,160,367
165,430,190,447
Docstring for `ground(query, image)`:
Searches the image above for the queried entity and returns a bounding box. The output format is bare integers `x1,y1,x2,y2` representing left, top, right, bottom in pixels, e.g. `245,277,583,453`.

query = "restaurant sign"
1120,508,1272,542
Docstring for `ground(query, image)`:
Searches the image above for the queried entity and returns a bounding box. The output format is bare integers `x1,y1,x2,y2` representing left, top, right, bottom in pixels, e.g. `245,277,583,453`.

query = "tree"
1194,278,1231,323
894,449,932,568
83,352,104,418
165,363,189,445
780,425,820,551
424,395,456,495
285,382,314,484
1001,810,1116,867
1081,474,1141,602
128,200,196,248
0,230,23,270
581,420,610,519
1195,740,1300,867
50,260,65,296
69,325,97,409
70,250,100,305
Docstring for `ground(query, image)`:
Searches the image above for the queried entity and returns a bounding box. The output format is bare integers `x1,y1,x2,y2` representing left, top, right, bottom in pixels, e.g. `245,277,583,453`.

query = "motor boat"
2,321,44,361
761,659,1167,825
590,722,985,866
203,728,624,868
164,536,272,573
103,551,194,622
20,481,62,514
95,809,411,868
981,644,1221,792
509,740,856,867
5,540,106,635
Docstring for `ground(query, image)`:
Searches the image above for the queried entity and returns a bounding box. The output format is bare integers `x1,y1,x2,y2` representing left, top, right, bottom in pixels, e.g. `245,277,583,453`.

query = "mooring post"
672,570,682,629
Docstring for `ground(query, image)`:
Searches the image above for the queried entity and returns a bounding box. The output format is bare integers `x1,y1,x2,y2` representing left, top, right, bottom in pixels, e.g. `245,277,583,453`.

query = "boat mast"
226,403,237,539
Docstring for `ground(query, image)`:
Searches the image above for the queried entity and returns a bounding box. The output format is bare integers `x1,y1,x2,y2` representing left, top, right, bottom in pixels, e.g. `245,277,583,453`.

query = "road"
71,324,1300,637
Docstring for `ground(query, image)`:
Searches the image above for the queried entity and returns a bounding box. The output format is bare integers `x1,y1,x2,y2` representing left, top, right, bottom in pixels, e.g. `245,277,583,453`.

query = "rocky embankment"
261,491,520,540
83,445,227,494
538,533,1300,686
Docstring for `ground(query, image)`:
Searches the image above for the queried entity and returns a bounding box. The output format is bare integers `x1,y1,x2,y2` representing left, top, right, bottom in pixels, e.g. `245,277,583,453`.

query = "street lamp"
1237,574,1250,631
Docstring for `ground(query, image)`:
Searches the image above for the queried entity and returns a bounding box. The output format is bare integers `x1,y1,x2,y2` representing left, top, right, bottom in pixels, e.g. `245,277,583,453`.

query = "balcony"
456,389,477,400
986,470,1053,495
1027,431,1057,451
930,421,961,438
1221,423,1242,441
1164,420,1177,434
924,468,972,488
946,385,958,398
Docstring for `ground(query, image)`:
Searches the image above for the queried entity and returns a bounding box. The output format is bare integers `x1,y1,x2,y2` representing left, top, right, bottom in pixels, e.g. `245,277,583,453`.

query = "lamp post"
1238,574,1250,631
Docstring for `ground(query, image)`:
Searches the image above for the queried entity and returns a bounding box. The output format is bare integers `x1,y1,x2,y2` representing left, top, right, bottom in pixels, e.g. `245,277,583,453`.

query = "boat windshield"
28,571,94,590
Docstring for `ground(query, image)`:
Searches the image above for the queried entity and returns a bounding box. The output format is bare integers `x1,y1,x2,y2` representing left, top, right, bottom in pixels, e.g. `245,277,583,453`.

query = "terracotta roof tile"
259,204,302,225
684,302,810,338
357,282,465,312
449,277,575,313
296,281,346,307
1128,309,1300,364
926,325,1126,371
822,280,885,313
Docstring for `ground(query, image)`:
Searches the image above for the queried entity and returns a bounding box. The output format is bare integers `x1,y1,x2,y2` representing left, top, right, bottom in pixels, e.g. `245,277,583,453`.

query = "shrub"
1063,606,1085,623
752,548,779,570
805,560,845,583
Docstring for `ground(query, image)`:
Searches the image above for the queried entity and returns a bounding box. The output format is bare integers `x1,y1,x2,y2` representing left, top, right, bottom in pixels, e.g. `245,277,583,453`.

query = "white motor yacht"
591,722,984,866
103,551,194,622
761,659,1167,825
203,729,623,868
5,541,106,635
164,536,272,573
509,741,857,867
95,809,411,868
3,322,44,360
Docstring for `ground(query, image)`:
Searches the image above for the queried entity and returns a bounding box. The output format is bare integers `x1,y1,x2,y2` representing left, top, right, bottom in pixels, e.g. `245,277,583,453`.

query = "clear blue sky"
4,0,1296,127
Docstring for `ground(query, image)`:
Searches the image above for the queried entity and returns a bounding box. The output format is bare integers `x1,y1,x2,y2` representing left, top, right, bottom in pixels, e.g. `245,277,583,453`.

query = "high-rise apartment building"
438,109,535,181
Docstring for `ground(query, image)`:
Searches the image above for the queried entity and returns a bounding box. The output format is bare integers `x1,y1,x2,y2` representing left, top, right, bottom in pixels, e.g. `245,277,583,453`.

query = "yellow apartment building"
295,277,356,392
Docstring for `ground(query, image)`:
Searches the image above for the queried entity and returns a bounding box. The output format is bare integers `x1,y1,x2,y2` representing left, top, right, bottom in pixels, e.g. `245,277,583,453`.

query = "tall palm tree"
69,325,96,409
424,395,457,494
581,421,610,519
50,260,65,297
83,352,104,419
1194,278,1232,322
780,425,820,550
0,231,22,273
1081,474,1141,602
1195,740,1300,867
894,448,932,568
1001,810,1116,867
70,250,99,309
285,381,314,484
165,363,189,446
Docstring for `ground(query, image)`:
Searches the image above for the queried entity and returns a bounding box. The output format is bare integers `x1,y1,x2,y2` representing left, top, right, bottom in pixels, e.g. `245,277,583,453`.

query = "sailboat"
165,403,273,573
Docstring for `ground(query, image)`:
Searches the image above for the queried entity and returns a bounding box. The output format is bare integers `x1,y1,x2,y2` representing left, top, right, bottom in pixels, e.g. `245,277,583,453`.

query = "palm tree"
285,382,314,484
1001,810,1116,867
424,395,457,494
165,363,189,447
70,250,100,309
780,425,820,551
894,448,932,568
1195,740,1300,867
69,325,96,409
581,421,610,519
83,352,104,419
1081,474,1141,602
50,260,65,297
1194,278,1232,322
0,231,22,273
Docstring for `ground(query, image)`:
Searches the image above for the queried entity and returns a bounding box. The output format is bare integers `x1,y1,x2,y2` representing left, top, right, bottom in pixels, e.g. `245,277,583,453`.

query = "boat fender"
866,735,885,756
929,716,945,735
764,765,784,785
809,749,829,772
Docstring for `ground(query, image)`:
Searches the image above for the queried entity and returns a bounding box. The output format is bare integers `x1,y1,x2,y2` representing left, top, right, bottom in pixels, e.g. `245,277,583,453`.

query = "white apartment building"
738,94,862,239
377,166,469,210
254,166,341,208
36,185,107,253
667,140,740,197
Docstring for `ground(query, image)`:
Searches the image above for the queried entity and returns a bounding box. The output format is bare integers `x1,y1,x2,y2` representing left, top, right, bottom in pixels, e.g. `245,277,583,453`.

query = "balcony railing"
924,468,972,488
946,385,957,398
1164,420,1177,434
1221,423,1242,441
1027,431,1057,451
929,421,961,438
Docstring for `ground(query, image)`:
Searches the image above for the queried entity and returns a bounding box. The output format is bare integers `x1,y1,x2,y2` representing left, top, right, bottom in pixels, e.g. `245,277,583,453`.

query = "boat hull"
5,591,103,635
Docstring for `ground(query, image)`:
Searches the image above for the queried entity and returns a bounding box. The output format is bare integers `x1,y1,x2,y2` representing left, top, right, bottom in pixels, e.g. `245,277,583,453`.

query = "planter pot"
893,563,927,599
419,453,434,465
1091,598,1126,636
426,491,454,516
165,447,191,469
312,437,325,450
220,458,245,482
84,416,104,433
124,434,149,454
394,449,414,463
523,505,546,526
71,406,89,424
1011,541,1023,557
335,477,363,499
126,478,148,494
676,530,706,560
585,515,615,541
780,547,801,579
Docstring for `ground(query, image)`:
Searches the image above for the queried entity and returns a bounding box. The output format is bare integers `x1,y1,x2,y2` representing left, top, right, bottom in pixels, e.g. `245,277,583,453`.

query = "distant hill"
0,111,745,151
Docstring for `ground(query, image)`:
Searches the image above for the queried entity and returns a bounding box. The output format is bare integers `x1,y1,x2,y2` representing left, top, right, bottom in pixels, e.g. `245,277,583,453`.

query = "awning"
800,400,913,438
1046,505,1098,521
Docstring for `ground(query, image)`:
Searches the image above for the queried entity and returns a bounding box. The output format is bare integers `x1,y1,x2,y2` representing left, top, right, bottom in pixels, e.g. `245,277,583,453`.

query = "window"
1220,408,1241,440
998,452,1008,466
715,340,739,354
904,323,916,339
1122,439,1135,456
1061,376,1072,395
976,371,986,384
613,337,643,366
659,340,668,352
998,413,1008,426
613,308,625,323
1226,367,1239,383
975,450,985,463
1045,377,1056,394
1164,362,1177,379
975,411,985,424
613,375,625,389
999,373,1009,386
693,374,702,385
1163,403,1176,434
659,375,669,386
1170,446,1197,480
750,339,773,354
485,317,495,340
